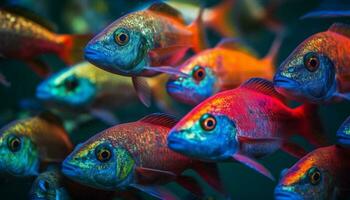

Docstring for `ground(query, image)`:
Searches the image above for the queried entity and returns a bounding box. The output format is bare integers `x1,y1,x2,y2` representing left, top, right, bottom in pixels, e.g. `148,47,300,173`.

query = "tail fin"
260,0,285,34
192,162,226,196
294,104,328,147
188,7,207,52
206,0,238,37
58,34,93,64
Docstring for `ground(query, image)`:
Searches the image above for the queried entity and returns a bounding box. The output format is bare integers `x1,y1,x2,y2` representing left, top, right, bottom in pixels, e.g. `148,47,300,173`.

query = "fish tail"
294,104,328,147
192,162,227,196
260,0,285,34
206,0,238,37
58,34,92,64
188,6,207,52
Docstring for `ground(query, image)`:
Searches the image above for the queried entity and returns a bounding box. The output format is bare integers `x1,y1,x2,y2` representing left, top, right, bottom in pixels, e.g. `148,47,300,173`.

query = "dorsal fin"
336,116,350,147
240,78,285,101
148,2,185,24
139,113,178,128
2,6,57,32
328,23,350,38
38,111,64,128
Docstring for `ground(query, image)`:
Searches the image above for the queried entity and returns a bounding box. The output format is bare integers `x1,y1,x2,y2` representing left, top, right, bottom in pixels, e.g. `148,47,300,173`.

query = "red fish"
168,78,326,180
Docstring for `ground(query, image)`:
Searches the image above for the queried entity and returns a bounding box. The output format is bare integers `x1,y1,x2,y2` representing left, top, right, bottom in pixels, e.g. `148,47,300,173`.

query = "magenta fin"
132,76,151,107
232,153,275,181
145,66,189,78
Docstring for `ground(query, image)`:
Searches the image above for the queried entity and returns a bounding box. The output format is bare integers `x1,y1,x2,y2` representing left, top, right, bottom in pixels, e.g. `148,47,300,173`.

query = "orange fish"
0,7,91,77
167,36,281,105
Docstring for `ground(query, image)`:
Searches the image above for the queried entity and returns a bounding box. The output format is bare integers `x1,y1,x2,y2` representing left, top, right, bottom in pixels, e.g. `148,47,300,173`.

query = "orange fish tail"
294,104,328,147
207,0,237,37
58,34,93,64
188,7,207,53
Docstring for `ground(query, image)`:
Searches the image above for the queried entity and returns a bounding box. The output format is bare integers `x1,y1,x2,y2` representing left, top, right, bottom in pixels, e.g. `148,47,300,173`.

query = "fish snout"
274,186,303,200
61,159,80,178
36,82,52,100
167,130,190,152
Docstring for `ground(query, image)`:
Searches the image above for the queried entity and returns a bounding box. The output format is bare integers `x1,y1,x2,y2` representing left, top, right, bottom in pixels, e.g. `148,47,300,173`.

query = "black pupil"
309,58,317,67
65,77,78,91
101,150,109,159
197,70,203,77
207,119,213,127
119,33,127,42
12,140,19,149
313,173,320,181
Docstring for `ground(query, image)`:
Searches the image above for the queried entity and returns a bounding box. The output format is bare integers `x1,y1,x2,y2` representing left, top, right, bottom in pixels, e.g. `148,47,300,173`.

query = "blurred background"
0,0,350,199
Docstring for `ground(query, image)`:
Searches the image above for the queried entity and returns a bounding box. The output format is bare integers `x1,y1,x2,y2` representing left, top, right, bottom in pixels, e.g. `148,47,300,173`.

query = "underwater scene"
1,0,350,199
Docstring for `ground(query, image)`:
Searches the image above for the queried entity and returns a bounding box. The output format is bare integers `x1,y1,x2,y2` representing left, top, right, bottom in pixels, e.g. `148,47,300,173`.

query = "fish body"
0,113,72,176
167,38,278,105
0,7,91,76
274,23,350,103
168,78,324,179
84,2,206,106
62,114,223,199
275,116,350,200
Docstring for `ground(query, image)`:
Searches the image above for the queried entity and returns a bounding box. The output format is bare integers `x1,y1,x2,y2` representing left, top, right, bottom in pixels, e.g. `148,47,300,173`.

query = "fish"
167,78,326,180
36,62,138,125
62,113,225,199
167,35,281,105
0,112,73,176
300,0,350,19
84,2,207,107
30,167,71,200
0,6,91,77
274,23,350,103
274,116,350,200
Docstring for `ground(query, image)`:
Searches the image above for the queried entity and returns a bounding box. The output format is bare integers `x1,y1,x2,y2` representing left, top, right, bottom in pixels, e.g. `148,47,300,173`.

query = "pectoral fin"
144,66,189,77
132,76,151,107
334,92,350,101
232,153,274,181
90,109,119,125
136,167,177,181
130,184,178,200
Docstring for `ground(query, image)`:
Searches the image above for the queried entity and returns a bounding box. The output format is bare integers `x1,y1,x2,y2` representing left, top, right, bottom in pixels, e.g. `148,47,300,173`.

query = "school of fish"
1,0,350,199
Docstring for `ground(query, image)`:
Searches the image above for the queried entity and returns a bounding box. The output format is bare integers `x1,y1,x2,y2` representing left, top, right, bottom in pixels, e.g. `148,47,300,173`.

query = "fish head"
275,153,335,200
167,63,218,105
30,170,67,200
62,138,135,190
0,121,40,176
274,34,336,103
36,66,97,107
84,14,149,76
167,103,238,161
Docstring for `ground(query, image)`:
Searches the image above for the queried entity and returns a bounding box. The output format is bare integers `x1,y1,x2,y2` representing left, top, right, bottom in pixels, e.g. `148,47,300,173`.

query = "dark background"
0,0,350,199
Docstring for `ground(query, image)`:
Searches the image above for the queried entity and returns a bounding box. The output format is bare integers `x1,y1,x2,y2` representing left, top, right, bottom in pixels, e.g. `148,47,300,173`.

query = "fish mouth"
167,133,190,153
274,187,303,200
273,75,299,89
36,84,51,100
166,81,183,94
84,46,104,64
61,161,81,179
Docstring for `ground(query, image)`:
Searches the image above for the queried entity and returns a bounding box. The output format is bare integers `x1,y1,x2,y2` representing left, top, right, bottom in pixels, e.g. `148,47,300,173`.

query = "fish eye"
95,145,112,162
114,29,130,46
192,66,206,82
64,76,79,92
304,52,320,72
38,179,49,192
308,167,321,185
7,135,21,152
200,114,216,131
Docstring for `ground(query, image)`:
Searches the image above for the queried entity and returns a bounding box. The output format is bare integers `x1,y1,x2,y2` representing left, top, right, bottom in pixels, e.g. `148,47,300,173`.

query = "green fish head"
36,65,97,107
85,15,149,76
0,121,40,176
62,138,135,190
